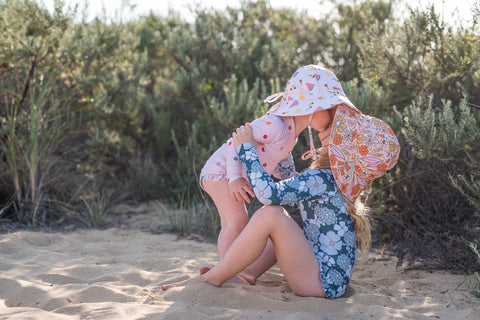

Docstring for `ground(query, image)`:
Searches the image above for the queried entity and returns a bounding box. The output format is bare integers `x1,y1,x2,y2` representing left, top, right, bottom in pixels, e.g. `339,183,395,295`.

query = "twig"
466,102,480,109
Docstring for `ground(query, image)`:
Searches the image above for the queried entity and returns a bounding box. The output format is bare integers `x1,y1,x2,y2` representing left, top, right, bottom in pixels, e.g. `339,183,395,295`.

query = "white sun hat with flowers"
264,65,360,116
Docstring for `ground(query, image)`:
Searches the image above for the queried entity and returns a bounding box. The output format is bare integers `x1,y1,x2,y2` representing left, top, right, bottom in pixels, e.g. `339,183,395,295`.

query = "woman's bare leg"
201,206,326,297
241,239,277,281
203,180,277,284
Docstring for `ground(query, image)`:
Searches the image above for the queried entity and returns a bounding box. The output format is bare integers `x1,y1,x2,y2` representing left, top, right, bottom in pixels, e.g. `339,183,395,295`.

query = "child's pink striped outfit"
200,114,297,186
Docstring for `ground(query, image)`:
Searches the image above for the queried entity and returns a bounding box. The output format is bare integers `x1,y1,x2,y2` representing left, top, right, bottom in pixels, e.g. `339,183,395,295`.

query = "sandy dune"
1,202,479,319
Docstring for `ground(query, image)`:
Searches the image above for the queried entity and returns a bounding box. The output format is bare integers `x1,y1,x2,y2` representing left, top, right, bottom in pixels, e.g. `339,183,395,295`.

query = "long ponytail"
344,196,371,254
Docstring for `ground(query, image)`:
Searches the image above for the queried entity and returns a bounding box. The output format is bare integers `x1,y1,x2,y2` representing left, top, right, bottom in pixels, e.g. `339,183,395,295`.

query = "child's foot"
238,273,255,285
199,267,210,275
161,276,193,291
161,284,176,291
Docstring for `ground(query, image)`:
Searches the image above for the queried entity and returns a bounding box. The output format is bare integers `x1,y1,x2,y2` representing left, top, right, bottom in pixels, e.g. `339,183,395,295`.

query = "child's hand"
233,123,255,148
229,178,255,203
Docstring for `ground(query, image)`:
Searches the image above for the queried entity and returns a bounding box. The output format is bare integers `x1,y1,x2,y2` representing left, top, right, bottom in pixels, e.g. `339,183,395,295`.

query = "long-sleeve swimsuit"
238,142,358,299
200,115,296,185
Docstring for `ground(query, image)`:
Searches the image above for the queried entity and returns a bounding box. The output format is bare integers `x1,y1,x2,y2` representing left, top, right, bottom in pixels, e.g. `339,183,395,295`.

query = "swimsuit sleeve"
237,143,337,205
277,154,296,180
276,154,298,208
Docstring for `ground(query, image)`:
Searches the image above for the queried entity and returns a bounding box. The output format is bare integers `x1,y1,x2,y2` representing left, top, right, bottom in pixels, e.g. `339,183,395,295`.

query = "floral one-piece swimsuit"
238,142,358,298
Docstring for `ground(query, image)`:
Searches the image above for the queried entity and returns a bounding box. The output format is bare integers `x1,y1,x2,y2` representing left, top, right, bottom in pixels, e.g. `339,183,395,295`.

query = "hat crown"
284,65,344,100
266,65,359,116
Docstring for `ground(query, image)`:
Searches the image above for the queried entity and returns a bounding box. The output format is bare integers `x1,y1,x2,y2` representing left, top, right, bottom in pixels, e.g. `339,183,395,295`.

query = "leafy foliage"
359,3,480,109
375,97,480,272
0,0,479,277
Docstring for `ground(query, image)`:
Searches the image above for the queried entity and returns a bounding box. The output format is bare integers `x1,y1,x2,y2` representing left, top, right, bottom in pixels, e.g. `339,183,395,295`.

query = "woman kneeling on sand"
163,66,400,298
200,99,400,298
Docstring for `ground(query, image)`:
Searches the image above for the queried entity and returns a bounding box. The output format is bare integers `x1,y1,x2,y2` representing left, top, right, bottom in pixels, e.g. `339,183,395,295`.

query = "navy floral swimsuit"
238,143,357,298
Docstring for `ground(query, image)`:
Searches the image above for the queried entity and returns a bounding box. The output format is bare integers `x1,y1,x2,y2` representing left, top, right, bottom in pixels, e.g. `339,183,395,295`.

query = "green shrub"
373,96,480,272
359,3,480,110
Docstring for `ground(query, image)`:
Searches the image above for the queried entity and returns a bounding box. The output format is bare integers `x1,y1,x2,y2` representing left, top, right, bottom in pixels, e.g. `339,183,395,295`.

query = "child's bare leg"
203,179,252,284
203,180,249,258
201,206,326,297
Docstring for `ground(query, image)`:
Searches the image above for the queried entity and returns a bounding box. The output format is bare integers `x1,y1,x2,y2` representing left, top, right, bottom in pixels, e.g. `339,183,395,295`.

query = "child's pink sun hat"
265,65,362,160
329,104,400,203
264,65,360,116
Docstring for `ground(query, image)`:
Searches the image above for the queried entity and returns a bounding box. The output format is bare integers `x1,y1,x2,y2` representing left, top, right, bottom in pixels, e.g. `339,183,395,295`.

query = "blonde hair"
310,154,371,254
344,195,371,254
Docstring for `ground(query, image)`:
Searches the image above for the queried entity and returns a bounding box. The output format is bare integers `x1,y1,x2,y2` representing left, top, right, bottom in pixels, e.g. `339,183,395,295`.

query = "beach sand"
1,201,479,320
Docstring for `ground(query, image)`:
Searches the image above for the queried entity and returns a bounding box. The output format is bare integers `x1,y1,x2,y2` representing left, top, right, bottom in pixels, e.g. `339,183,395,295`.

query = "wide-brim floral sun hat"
328,105,400,203
265,65,360,116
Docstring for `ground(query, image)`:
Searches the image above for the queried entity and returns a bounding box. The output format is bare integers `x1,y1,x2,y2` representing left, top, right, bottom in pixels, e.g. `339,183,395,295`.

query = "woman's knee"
251,205,288,226
291,286,327,298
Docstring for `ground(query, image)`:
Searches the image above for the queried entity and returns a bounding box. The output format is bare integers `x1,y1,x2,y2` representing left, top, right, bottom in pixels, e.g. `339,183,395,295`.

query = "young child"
199,65,360,283
200,102,400,298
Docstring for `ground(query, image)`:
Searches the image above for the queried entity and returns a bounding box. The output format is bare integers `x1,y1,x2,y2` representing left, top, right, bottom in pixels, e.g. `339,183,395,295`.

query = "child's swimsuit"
238,142,357,299
200,115,296,185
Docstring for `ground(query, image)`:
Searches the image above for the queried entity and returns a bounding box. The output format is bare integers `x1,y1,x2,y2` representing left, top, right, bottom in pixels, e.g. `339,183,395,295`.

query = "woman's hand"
233,123,255,148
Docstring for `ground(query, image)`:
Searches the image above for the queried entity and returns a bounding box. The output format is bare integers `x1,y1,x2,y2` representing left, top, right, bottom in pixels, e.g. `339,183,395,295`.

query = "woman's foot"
199,267,255,285
225,274,254,285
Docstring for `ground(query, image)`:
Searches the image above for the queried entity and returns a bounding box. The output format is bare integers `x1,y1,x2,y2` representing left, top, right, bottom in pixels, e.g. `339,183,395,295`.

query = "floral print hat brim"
264,65,360,116
329,105,401,203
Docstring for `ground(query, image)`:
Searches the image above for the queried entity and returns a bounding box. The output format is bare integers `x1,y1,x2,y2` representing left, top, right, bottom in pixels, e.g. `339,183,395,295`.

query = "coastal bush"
359,3,480,109
357,3,480,272
373,96,480,272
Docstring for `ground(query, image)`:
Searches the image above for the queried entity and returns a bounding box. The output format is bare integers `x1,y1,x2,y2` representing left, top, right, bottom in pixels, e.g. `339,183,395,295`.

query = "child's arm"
225,138,244,184
238,144,336,205
226,115,288,183
226,115,289,202
225,137,255,203
276,155,300,208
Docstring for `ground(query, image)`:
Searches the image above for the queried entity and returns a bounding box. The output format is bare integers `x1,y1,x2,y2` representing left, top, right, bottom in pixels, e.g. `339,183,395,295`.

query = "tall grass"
1,74,73,225
80,180,112,227
0,0,75,225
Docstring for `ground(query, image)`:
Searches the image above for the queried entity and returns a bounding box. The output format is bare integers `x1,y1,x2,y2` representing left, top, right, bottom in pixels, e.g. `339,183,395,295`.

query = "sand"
1,201,479,320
